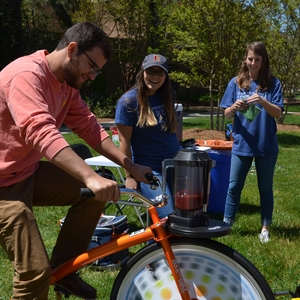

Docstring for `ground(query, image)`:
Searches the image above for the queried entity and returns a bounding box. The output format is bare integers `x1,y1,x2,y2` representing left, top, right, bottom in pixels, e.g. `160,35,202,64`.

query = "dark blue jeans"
223,153,277,226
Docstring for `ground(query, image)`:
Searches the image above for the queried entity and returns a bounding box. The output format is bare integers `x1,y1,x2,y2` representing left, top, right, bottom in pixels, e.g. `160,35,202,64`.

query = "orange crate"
195,140,233,150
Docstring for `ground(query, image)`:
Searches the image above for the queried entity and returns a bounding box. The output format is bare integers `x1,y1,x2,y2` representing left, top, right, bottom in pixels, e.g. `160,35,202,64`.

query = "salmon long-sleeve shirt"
0,50,109,187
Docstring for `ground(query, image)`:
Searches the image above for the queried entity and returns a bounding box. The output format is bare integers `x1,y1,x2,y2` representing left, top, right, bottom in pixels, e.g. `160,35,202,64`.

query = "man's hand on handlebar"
85,174,120,203
82,172,159,200
84,164,152,202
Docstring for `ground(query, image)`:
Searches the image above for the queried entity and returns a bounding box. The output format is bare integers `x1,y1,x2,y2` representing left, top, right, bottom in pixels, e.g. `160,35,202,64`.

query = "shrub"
85,87,124,118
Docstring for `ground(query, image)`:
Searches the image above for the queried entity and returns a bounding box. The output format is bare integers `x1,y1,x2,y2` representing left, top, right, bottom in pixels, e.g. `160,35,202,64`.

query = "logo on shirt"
62,94,67,107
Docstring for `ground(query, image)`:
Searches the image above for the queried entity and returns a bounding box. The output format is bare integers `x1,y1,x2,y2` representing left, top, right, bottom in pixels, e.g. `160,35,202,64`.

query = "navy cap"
142,54,168,73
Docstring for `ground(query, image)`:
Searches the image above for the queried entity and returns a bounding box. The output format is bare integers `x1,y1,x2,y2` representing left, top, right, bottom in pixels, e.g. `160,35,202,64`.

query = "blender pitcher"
162,149,213,226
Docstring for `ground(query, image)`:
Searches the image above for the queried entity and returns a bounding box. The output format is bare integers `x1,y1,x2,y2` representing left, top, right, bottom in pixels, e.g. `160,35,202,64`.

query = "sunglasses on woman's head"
145,68,166,77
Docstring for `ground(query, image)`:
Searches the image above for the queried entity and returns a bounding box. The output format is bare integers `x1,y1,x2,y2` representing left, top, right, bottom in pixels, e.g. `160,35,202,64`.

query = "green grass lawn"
1,113,300,299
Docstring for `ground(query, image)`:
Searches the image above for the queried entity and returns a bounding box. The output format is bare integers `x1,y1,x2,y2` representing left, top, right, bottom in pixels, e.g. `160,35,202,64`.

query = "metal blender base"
166,213,231,238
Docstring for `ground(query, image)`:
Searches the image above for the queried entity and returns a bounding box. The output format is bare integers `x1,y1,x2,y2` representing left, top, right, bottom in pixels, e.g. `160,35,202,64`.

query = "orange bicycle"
50,181,276,299
50,145,300,299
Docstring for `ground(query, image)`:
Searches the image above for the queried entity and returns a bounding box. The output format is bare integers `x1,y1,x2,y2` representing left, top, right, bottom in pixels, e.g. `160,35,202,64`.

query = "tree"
2,0,300,121
21,0,66,55
260,0,300,123
157,0,264,130
0,0,23,70
102,0,154,91
73,0,156,92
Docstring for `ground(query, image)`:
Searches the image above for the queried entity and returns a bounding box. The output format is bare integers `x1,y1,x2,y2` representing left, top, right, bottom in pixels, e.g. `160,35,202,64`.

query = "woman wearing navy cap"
115,54,181,221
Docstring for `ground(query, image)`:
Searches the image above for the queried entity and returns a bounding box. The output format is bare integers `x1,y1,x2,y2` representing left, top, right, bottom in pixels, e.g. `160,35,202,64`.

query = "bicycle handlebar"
130,172,159,190
144,173,159,190
80,187,169,208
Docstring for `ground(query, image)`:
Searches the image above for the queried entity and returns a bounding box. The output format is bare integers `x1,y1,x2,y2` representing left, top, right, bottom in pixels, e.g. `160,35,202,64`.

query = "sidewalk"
60,111,211,133
60,121,115,133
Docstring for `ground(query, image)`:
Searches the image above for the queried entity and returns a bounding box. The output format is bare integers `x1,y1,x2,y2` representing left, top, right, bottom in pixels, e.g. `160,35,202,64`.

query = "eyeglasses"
145,68,166,77
78,47,102,76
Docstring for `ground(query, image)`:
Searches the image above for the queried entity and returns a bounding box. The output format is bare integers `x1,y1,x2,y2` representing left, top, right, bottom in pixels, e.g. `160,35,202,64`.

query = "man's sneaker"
258,229,270,243
54,272,97,300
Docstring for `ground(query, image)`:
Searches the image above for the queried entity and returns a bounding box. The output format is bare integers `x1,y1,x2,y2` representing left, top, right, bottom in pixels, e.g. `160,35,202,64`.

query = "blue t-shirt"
115,88,180,171
220,76,284,157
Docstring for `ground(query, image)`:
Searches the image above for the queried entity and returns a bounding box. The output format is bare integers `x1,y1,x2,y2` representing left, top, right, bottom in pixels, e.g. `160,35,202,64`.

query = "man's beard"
63,58,85,89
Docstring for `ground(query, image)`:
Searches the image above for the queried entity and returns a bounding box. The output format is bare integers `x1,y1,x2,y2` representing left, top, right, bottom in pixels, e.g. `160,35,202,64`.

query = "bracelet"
230,106,237,114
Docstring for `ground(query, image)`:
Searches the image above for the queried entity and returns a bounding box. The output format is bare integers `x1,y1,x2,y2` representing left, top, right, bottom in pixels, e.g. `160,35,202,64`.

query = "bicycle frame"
50,188,192,299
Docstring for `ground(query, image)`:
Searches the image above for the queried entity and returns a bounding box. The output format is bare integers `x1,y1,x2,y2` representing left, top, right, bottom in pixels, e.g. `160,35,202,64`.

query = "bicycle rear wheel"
110,237,274,300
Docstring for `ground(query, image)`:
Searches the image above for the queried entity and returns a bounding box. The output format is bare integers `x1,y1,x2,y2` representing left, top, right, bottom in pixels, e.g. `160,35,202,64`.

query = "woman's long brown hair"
133,69,177,132
236,42,273,91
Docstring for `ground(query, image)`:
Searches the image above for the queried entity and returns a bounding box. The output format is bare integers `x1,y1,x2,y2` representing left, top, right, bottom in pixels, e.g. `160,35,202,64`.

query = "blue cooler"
208,150,232,213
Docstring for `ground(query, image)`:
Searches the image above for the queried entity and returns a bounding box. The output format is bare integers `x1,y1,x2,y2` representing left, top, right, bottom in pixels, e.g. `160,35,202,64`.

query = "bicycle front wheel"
111,237,274,300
